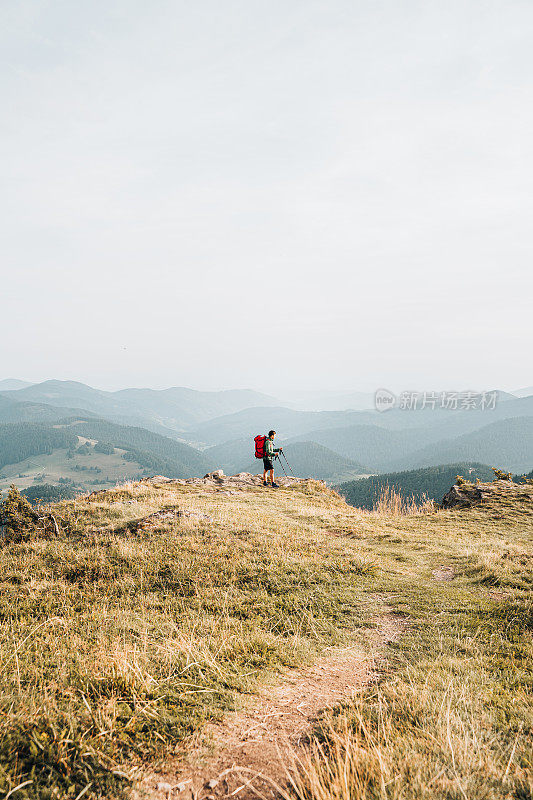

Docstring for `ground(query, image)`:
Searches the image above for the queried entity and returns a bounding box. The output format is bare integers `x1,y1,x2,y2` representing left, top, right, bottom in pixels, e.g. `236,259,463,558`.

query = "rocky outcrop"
145,471,304,491
441,483,484,509
441,479,533,512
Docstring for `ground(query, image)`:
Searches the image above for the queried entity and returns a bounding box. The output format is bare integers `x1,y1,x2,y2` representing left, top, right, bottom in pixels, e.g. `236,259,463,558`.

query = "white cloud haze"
1,0,532,392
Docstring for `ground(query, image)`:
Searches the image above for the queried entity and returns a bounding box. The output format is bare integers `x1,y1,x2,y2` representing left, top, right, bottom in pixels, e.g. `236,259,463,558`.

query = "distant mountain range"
282,390,374,411
512,386,533,398
0,379,33,391
387,416,533,475
0,379,531,490
0,394,98,425
0,380,279,432
287,401,533,474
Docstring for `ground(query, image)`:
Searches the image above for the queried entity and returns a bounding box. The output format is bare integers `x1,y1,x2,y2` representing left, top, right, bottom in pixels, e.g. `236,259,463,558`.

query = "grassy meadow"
0,477,531,799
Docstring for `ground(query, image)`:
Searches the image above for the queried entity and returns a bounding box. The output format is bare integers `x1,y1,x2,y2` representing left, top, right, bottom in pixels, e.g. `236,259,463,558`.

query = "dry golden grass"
0,479,376,798
369,485,435,516
284,481,533,800
0,476,531,799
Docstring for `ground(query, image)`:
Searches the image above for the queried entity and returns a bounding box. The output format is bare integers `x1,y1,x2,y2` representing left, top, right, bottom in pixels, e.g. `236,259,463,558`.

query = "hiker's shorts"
263,458,274,471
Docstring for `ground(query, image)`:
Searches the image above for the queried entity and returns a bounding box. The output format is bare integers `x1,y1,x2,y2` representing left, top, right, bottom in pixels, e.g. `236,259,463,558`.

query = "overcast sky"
1,0,531,393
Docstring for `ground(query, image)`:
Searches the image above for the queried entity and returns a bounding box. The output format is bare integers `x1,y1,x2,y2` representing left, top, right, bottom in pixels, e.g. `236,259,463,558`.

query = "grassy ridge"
0,478,531,799
0,480,374,799
289,485,533,800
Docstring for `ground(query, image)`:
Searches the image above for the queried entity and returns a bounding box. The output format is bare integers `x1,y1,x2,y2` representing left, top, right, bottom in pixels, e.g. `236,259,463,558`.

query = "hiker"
263,430,282,488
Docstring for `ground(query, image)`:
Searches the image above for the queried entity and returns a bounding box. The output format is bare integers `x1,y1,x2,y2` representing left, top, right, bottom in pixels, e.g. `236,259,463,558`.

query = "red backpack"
254,434,266,459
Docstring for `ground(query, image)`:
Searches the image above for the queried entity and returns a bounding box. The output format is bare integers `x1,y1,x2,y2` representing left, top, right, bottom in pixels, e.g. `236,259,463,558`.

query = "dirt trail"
138,612,405,800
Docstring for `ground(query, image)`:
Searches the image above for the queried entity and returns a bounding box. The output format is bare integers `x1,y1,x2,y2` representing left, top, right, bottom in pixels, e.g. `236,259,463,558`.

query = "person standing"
263,430,282,487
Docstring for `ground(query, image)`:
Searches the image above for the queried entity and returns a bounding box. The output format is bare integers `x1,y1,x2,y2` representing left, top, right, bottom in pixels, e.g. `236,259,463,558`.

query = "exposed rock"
441,484,483,509
143,471,306,493
441,479,533,512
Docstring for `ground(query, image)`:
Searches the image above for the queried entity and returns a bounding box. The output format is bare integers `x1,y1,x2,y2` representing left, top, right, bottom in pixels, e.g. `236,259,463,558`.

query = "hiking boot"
263,480,268,486
271,482,279,488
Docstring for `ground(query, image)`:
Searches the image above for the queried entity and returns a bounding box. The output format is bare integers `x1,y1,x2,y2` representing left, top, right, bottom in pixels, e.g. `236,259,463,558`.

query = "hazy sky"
1,0,532,393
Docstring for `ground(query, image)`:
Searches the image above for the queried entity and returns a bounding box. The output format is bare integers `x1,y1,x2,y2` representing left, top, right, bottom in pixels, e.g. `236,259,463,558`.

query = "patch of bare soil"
431,566,456,581
137,613,406,800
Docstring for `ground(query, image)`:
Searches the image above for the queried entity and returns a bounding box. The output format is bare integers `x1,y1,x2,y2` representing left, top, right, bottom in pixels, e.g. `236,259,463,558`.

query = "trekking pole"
276,453,288,477
280,450,295,478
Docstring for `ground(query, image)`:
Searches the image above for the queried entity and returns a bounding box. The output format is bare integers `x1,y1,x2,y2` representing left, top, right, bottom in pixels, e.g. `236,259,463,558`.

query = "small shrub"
0,485,39,543
492,467,513,481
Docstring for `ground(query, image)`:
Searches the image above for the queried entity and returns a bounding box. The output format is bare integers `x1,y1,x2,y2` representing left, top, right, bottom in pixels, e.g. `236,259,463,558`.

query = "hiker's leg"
269,469,274,483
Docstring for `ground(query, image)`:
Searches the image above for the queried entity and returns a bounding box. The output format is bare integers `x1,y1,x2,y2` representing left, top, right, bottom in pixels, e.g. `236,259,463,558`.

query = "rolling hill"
286,395,533,473
386,416,533,474
58,418,214,478
1,381,532,484
0,417,215,496
0,395,96,425
338,462,495,509
183,393,533,450
0,443,146,497
0,380,279,431
288,424,429,471
183,406,366,446
0,379,33,391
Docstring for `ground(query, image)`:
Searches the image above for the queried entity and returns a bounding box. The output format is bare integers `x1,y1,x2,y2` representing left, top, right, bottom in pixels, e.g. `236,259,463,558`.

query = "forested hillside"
390,416,533,474
0,423,78,470
0,419,215,497
338,462,495,509
63,419,213,478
